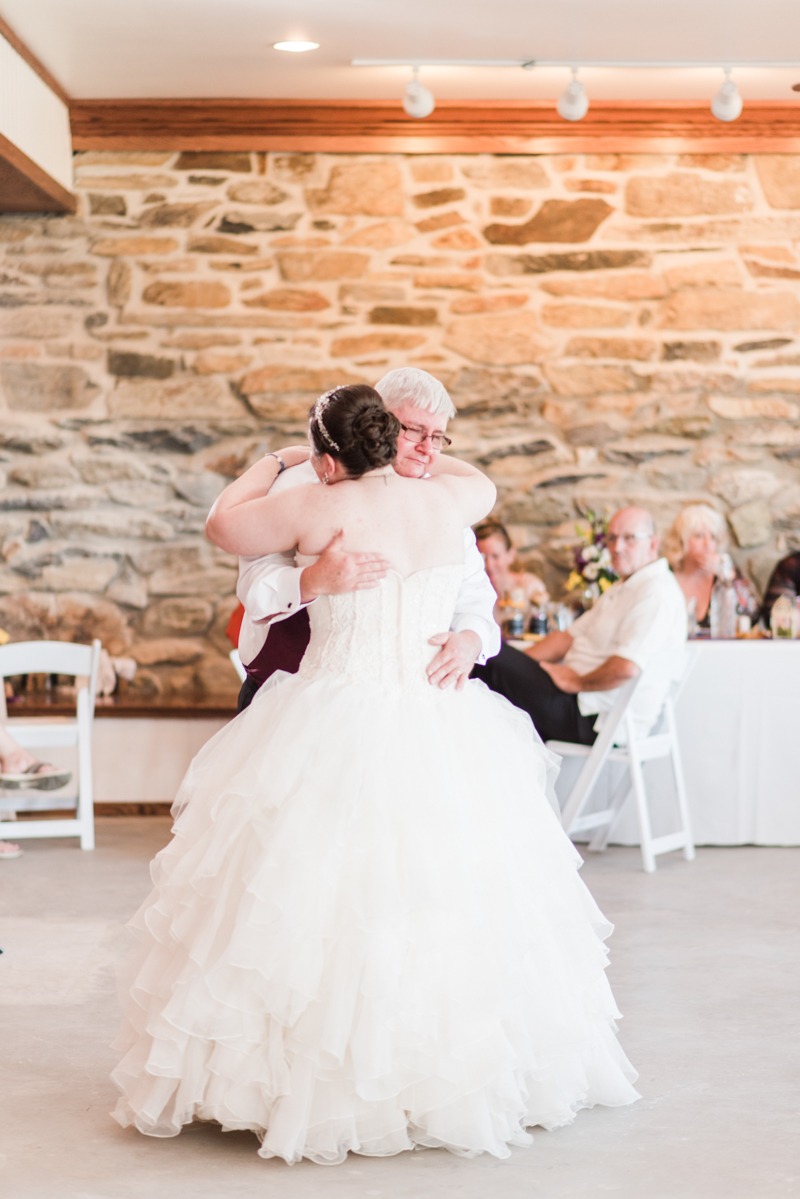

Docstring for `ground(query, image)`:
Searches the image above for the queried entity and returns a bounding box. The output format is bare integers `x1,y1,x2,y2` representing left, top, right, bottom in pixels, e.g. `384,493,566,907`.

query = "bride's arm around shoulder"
206,445,315,555
428,454,496,527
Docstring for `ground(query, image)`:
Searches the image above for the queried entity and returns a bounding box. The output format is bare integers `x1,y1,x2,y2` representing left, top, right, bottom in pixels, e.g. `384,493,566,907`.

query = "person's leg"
0,721,72,786
473,643,597,744
237,676,261,713
0,723,36,774
0,726,23,857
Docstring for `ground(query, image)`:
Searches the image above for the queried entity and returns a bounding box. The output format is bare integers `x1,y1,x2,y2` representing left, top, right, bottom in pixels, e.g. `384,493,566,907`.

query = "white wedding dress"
111,562,639,1163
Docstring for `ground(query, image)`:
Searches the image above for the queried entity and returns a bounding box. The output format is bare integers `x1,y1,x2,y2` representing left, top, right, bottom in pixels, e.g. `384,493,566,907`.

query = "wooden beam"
70,97,800,153
0,131,76,213
0,14,70,105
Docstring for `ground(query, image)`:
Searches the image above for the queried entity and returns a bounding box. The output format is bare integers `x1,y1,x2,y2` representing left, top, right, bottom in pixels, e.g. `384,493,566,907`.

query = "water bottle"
709,558,737,639
529,608,548,636
505,608,525,638
556,605,575,632
770,594,795,639
503,588,526,639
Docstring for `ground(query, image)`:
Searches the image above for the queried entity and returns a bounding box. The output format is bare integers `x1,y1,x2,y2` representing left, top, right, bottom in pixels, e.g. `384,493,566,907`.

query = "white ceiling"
3,0,800,101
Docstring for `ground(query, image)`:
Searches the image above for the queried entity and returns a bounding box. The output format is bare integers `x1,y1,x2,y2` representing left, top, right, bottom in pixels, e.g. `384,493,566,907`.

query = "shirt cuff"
267,566,307,621
450,614,501,665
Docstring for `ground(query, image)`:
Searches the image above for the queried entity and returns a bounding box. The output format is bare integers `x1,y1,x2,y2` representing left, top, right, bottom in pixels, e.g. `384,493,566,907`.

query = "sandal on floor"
0,763,72,791
0,841,23,859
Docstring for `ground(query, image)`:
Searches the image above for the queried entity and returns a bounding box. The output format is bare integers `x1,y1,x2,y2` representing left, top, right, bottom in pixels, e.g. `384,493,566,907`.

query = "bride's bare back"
294,470,465,578
215,464,495,580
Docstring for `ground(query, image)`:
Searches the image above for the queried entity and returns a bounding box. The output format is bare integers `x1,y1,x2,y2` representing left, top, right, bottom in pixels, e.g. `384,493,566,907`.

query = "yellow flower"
0,627,9,645
565,571,582,592
598,577,613,593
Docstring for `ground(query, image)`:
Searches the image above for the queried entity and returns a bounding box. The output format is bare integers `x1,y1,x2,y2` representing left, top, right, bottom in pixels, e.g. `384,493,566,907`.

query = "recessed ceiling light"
274,41,319,53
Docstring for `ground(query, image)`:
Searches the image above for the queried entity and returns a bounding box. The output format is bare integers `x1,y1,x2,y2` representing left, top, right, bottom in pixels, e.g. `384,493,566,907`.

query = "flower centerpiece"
565,508,617,609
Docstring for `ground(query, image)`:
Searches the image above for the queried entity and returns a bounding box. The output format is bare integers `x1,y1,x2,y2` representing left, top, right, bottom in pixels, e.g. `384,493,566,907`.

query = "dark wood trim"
15,803,173,817
70,97,800,153
91,706,236,720
6,697,235,719
0,14,71,105
95,803,173,816
0,130,76,213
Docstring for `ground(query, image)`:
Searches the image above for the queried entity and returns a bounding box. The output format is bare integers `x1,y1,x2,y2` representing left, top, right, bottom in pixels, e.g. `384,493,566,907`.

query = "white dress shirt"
237,460,501,668
564,557,688,738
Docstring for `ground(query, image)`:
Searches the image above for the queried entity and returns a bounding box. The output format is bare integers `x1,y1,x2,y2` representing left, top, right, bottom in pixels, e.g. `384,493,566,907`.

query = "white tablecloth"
557,641,800,846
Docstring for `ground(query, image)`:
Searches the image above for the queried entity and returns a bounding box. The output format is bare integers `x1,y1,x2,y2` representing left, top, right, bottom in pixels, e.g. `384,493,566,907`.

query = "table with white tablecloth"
554,641,800,847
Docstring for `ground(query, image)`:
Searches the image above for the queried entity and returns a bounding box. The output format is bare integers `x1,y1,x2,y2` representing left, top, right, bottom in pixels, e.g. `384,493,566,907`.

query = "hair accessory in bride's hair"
313,389,341,452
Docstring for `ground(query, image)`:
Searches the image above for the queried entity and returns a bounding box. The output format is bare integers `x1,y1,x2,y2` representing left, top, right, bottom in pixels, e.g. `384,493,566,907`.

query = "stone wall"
3,148,800,697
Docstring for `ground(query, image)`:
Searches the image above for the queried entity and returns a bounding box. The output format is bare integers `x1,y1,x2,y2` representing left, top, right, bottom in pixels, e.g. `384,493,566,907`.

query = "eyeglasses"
606,533,652,547
399,423,452,451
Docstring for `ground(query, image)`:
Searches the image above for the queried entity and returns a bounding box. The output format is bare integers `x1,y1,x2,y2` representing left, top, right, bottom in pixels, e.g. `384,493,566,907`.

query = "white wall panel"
0,33,71,191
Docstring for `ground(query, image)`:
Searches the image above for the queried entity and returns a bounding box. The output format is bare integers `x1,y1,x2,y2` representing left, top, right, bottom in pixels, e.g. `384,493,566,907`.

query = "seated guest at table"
664,504,759,629
760,551,800,625
473,507,687,745
474,519,549,628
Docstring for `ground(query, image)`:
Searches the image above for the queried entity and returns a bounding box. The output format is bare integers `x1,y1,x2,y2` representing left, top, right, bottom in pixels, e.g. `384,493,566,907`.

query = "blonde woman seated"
665,504,759,630
474,520,549,627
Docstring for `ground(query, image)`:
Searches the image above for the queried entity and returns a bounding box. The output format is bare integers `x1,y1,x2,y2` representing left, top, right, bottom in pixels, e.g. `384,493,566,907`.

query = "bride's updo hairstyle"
309,385,400,478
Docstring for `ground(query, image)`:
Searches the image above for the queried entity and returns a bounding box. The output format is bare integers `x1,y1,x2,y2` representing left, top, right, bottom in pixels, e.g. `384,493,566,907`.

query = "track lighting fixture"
403,67,435,120
557,69,589,122
711,69,742,122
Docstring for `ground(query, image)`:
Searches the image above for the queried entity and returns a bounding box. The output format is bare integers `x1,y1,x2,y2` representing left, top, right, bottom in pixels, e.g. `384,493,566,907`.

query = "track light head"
711,70,742,122
403,67,435,119
557,70,589,122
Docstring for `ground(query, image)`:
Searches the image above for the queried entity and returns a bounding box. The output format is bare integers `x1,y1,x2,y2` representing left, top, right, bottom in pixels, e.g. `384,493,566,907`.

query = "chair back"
229,648,247,684
0,639,102,716
591,675,641,754
671,643,701,706
642,643,701,737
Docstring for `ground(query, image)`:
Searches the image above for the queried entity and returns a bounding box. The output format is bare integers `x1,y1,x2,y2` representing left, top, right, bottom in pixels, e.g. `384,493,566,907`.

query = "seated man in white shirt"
229,368,501,710
473,507,687,744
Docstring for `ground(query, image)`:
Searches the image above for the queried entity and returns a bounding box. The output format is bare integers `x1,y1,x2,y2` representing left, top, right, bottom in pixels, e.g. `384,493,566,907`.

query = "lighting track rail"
352,59,800,122
352,59,800,69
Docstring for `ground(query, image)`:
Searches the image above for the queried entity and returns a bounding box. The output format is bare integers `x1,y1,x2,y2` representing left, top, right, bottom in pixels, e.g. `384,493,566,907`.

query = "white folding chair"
0,639,101,850
547,648,699,873
229,648,247,684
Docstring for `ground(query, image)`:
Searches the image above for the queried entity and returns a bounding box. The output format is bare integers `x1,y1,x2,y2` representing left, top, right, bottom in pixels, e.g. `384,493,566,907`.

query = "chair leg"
588,771,633,852
666,702,695,862
77,700,95,851
560,755,603,834
626,720,656,872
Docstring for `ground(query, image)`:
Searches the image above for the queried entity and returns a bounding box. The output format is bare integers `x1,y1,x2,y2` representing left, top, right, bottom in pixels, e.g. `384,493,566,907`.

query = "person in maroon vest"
212,368,500,712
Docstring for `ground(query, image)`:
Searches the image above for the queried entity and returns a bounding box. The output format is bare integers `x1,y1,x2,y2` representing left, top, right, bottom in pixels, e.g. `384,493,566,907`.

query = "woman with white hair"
664,504,758,629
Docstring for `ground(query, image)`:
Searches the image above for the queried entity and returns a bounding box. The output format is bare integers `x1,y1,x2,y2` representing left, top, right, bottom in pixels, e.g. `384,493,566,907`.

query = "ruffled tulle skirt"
111,671,638,1163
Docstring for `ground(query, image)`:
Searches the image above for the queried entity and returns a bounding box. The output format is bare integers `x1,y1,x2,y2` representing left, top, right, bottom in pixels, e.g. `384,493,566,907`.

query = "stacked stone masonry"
3,149,800,697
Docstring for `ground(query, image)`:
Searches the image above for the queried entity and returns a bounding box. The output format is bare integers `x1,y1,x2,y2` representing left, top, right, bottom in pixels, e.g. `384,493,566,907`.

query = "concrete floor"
0,819,797,1199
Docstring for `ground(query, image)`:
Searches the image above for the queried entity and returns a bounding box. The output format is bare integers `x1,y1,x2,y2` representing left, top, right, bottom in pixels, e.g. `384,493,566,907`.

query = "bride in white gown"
111,384,639,1163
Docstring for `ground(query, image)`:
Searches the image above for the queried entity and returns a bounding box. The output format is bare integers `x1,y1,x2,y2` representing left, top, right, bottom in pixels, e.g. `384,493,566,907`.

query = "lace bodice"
297,559,464,691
